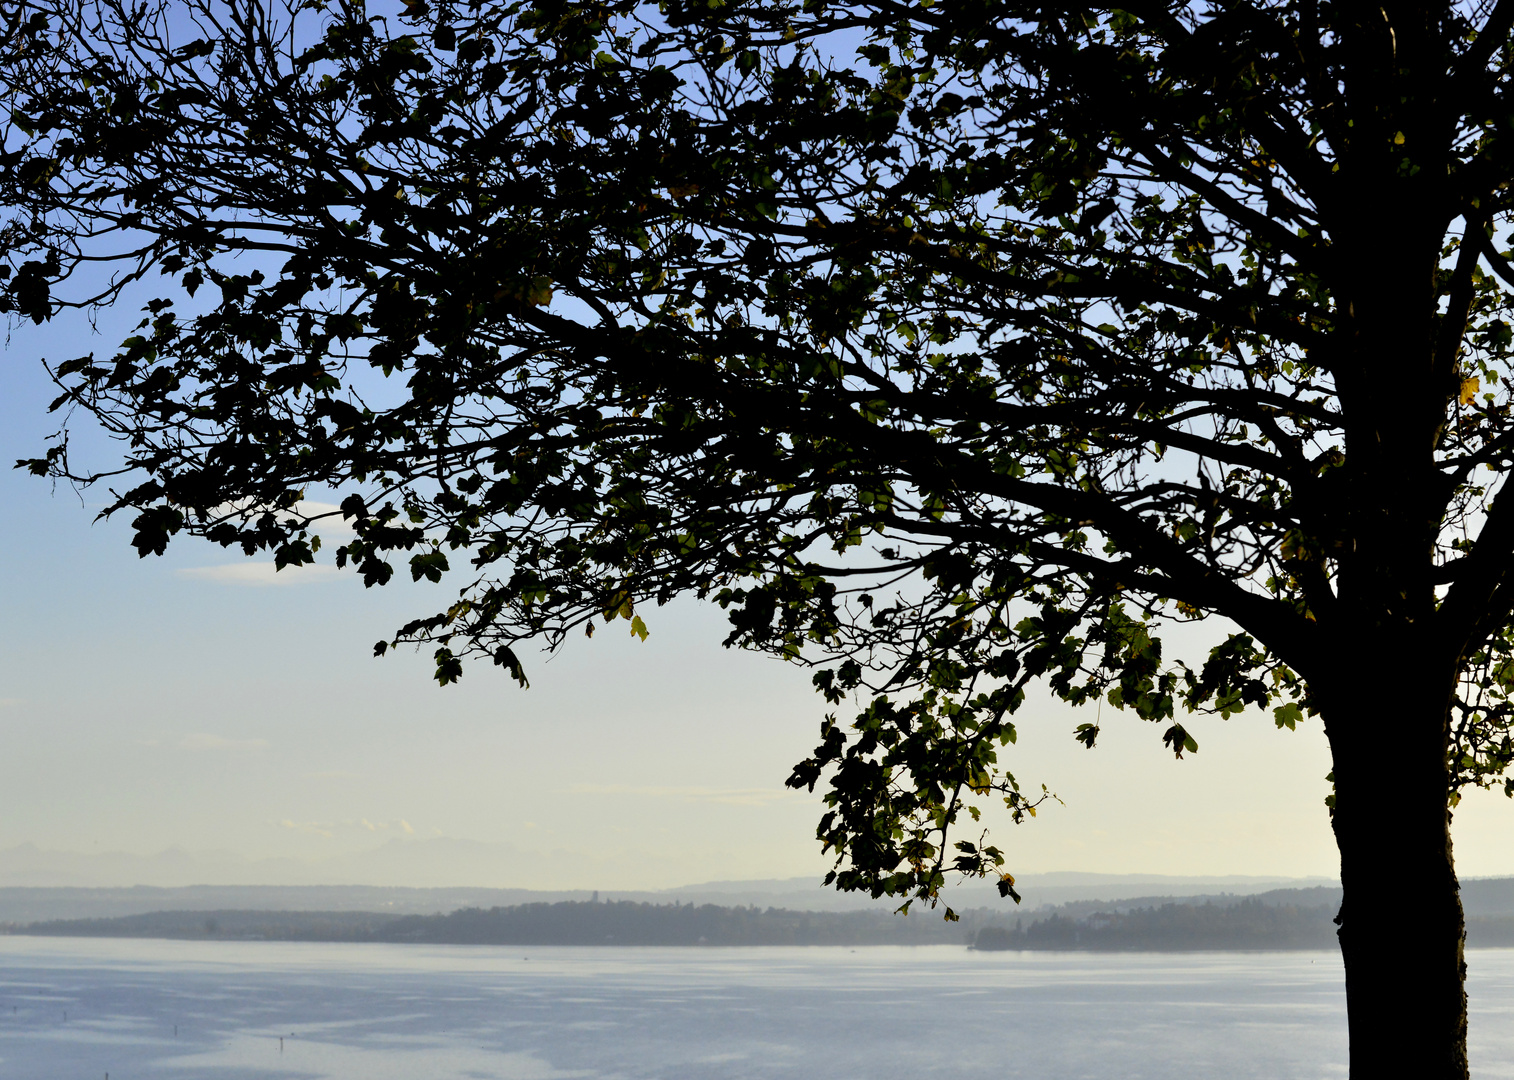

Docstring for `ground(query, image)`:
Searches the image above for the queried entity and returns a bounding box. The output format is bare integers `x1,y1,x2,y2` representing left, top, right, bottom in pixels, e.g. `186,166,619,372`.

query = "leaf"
526,275,554,306
630,614,649,641
1461,377,1480,405
1162,724,1198,758
409,551,449,582
433,647,463,686
275,540,314,570
492,646,529,688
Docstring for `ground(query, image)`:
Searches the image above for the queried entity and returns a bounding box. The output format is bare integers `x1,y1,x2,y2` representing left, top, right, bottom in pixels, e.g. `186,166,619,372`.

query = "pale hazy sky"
1,305,1508,891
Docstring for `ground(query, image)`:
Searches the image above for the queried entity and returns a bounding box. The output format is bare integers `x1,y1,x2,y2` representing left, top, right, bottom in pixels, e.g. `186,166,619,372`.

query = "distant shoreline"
7,897,1514,951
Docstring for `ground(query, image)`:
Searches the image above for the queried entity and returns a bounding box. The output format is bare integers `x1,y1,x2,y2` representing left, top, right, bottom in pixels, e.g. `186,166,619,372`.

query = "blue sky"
0,302,1506,890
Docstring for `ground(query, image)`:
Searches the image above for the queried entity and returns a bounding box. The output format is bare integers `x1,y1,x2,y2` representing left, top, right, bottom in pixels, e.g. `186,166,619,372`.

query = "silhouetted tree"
5,0,1514,1073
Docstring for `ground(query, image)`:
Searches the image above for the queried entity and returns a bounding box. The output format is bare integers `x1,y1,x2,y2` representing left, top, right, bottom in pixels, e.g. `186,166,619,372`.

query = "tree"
4,0,1513,1073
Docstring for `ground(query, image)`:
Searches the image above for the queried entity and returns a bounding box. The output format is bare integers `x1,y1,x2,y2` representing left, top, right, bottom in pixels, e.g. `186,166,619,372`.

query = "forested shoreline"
972,898,1340,951
9,897,1514,950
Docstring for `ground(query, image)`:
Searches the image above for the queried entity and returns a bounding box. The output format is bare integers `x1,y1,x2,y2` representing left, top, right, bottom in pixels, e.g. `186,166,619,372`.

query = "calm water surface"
1,937,1510,1079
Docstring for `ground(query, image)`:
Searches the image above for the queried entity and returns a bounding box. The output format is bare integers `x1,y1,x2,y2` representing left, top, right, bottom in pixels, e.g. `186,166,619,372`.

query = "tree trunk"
1322,673,1467,1079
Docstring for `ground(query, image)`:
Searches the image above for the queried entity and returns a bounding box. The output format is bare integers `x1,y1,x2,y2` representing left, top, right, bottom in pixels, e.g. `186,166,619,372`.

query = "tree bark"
1322,672,1467,1080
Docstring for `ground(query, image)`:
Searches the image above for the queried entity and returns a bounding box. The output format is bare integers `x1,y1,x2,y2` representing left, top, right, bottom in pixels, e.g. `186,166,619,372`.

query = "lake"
1,938,1511,1079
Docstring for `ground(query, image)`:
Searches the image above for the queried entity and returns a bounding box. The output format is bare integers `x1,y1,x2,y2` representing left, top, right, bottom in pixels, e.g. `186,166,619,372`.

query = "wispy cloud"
178,562,344,587
276,817,416,839
179,733,270,751
565,783,797,807
358,818,416,834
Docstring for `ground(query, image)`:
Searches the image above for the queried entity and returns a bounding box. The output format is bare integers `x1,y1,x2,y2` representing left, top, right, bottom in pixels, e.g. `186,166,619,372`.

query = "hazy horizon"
0,838,1349,892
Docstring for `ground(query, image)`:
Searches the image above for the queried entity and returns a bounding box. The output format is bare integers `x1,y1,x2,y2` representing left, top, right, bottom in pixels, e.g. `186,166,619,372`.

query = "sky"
0,301,1509,892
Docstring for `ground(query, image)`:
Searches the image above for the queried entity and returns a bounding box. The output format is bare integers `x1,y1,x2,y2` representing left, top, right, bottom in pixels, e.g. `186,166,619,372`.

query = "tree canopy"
6,0,1514,1072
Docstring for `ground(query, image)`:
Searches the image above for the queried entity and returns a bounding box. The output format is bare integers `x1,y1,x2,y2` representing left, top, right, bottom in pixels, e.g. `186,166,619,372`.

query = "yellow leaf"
1460,377,1480,405
630,614,649,641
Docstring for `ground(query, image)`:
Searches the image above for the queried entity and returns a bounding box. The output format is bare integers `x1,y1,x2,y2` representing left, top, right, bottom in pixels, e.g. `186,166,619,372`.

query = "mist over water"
1,938,1510,1079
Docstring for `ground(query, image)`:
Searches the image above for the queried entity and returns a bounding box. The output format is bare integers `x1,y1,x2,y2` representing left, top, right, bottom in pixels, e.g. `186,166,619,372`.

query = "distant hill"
11,902,981,947
0,872,1345,923
970,885,1514,951
14,909,400,941
377,903,974,946
10,891,1514,950
1027,879,1514,922
973,897,1340,951
3,873,1510,943
0,884,592,924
